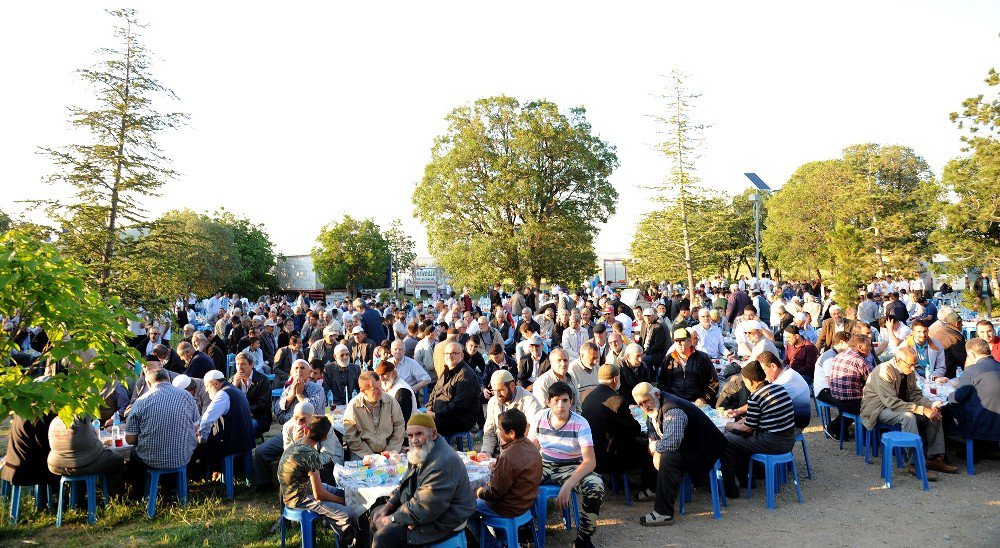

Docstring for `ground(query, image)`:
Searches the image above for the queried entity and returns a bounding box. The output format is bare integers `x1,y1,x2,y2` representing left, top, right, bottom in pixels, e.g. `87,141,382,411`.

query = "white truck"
603,259,628,289
410,266,446,297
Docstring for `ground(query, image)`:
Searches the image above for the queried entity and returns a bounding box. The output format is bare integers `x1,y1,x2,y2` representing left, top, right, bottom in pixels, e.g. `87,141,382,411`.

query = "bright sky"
3,1,998,260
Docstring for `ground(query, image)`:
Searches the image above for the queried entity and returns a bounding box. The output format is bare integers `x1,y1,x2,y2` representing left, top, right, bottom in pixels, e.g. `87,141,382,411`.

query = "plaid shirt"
828,348,874,401
125,382,200,469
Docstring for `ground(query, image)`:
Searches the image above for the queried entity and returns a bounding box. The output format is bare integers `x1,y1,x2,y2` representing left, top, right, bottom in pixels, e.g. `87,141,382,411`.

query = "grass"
0,479,346,547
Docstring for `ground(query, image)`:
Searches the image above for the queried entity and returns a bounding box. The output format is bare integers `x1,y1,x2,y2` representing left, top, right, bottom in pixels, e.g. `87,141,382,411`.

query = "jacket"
640,320,670,359
428,362,481,435
272,345,304,387
948,357,1000,441
860,360,934,431
233,369,273,435
652,392,728,478
2,414,57,486
482,387,543,455
343,393,405,457
902,335,947,379
658,348,718,403
581,383,642,473
387,431,476,545
478,436,542,517
47,416,107,471
818,318,856,351
516,352,551,389
325,362,362,406
928,321,966,378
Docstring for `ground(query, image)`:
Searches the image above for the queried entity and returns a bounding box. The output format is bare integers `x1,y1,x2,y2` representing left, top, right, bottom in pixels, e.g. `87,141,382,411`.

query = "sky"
2,1,998,260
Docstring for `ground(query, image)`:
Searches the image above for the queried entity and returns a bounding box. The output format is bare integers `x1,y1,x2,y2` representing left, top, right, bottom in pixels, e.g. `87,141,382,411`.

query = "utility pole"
744,173,772,280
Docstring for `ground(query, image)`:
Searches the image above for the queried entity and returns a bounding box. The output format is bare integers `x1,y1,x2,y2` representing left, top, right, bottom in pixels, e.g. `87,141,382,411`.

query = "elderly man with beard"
377,361,417,424
325,344,362,406
427,341,481,437
344,371,405,459
193,370,255,479
482,370,543,456
370,413,476,547
619,343,651,406
275,359,326,424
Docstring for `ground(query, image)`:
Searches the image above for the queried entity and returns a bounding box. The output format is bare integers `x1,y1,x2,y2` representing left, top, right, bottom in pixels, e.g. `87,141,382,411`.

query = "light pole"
743,173,772,281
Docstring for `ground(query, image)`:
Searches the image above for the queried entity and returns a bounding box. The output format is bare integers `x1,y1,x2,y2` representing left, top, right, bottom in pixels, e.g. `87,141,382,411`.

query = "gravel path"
539,423,1000,547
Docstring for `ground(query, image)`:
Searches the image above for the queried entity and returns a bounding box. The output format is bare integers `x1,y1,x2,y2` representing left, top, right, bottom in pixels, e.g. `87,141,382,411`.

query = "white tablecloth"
333,456,492,516
922,381,956,404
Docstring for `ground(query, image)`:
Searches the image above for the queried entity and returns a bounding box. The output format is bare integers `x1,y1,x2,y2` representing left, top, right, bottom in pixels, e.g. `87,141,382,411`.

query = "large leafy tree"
0,230,138,424
935,68,1000,276
29,9,186,303
312,215,391,296
629,192,729,283
218,212,279,297
413,96,618,290
384,219,416,294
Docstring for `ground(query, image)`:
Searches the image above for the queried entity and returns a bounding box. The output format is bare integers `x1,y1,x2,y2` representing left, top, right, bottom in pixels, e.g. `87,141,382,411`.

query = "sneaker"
906,463,938,482
635,488,656,502
639,512,675,526
926,456,959,474
573,535,596,547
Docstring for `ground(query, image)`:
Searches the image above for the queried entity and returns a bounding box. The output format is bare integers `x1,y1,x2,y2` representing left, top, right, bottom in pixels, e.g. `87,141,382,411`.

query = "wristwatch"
390,515,395,523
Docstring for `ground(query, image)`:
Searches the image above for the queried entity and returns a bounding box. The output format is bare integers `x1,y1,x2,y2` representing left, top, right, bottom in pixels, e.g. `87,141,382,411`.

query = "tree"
629,192,729,283
762,160,850,278
640,70,708,292
0,230,138,424
312,215,390,297
413,96,618,290
29,9,186,302
384,219,416,296
936,67,1000,276
0,210,10,233
218,212,279,298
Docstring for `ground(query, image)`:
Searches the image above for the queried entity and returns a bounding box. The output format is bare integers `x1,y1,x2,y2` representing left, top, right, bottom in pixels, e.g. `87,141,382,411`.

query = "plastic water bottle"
327,390,334,410
111,412,122,447
956,367,963,379
92,419,100,435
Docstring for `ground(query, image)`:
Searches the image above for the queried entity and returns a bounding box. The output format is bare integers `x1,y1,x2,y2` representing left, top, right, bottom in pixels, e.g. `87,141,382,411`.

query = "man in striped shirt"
528,381,604,548
720,360,796,496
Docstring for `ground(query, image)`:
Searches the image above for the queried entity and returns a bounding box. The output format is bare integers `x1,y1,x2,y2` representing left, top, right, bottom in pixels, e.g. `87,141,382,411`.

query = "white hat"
204,370,225,382
351,325,365,335
263,319,277,327
323,325,339,336
528,334,544,346
643,307,655,316
293,401,315,416
172,374,192,390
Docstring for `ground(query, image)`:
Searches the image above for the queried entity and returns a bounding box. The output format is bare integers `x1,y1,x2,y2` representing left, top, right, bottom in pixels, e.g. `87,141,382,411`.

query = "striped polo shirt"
529,409,594,465
745,382,795,434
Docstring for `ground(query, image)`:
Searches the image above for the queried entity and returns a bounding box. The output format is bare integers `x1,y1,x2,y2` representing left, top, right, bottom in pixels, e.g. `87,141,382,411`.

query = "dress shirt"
199,389,230,440
692,323,729,359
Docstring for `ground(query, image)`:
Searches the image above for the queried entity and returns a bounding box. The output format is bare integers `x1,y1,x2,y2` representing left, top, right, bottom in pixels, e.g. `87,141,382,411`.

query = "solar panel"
744,173,771,191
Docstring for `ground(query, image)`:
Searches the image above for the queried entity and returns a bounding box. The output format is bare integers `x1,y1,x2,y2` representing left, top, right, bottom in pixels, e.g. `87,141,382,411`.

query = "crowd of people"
2,273,998,546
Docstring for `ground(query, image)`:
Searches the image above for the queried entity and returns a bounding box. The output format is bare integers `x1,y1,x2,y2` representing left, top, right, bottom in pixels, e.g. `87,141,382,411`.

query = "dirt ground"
539,423,1000,548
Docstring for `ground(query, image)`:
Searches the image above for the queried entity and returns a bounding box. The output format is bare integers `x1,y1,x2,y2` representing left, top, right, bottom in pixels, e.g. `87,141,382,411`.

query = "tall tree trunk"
101,32,133,296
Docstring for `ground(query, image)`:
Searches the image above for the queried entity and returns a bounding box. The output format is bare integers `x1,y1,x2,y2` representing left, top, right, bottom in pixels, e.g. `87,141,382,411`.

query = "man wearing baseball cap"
347,325,376,369
260,319,278,369
658,328,718,405
370,413,475,547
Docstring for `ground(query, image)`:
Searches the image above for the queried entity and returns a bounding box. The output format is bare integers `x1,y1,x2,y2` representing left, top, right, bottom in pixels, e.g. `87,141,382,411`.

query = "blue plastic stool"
963,438,979,476
146,466,188,518
429,529,468,547
445,431,473,451
865,422,901,464
880,432,929,491
678,459,727,519
56,474,107,526
795,432,813,479
221,451,253,499
280,506,340,548
605,472,632,507
479,509,534,548
533,484,579,548
272,388,284,404
814,400,834,439
8,483,52,524
839,412,867,456
747,452,803,509
266,373,275,382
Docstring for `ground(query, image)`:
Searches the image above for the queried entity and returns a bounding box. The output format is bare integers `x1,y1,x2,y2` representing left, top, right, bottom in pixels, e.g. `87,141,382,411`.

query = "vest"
655,391,727,477
219,384,254,456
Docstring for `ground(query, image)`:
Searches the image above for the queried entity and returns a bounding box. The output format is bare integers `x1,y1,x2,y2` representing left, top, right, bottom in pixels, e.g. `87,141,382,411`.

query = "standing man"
355,298,388,345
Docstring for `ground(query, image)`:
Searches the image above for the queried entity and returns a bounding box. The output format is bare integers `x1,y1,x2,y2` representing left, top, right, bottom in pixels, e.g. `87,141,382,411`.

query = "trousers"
876,408,945,457
541,461,604,540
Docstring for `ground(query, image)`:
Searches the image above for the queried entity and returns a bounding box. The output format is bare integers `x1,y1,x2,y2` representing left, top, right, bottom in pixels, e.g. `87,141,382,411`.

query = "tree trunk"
101,33,134,296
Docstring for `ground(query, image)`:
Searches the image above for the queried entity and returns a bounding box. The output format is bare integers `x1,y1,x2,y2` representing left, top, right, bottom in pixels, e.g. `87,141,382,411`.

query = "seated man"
275,359,326,424
860,347,959,480
343,371,405,459
253,401,343,488
178,341,214,379
377,361,417,424
948,338,1000,451
474,409,542,547
631,382,727,526
127,351,178,410
482,370,543,456
325,344,361,406
388,339,431,396
529,381,604,548
48,414,127,495
691,307,733,361
658,328,718,405
618,343,651,406
172,374,212,415
976,319,1000,361
902,319,947,382
370,413,476,547
720,360,796,496
278,416,358,545
746,326,781,363
581,364,657,503
124,369,200,494
829,333,876,423
230,350,273,437
783,325,818,386
194,370,255,477
427,341,480,437
516,334,550,390
569,342,602,402
532,348,581,413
